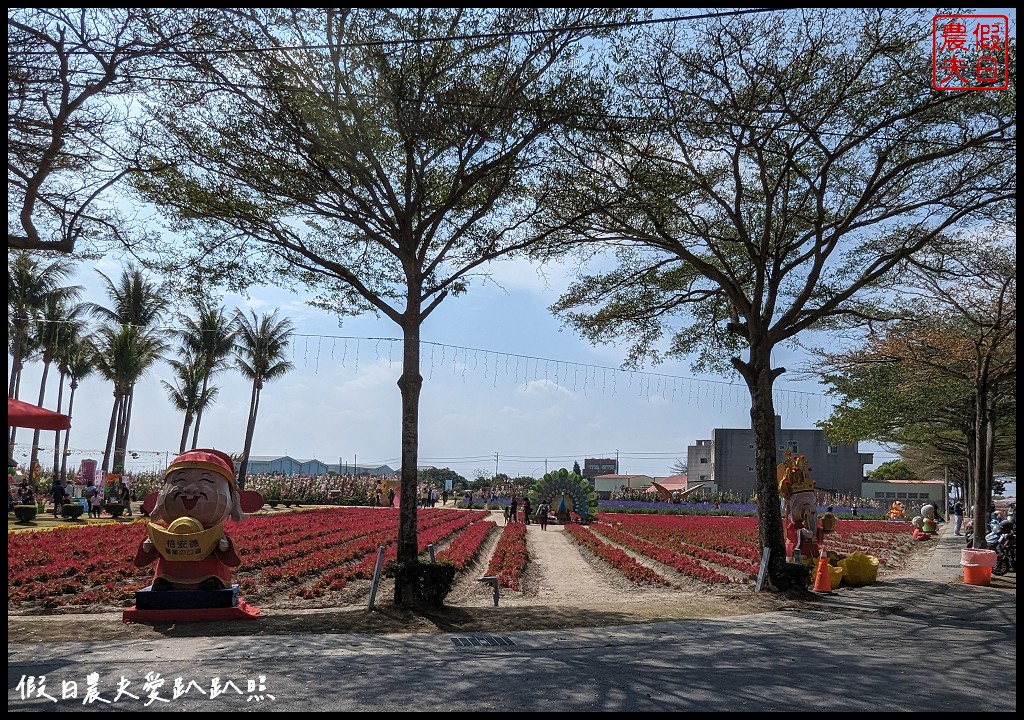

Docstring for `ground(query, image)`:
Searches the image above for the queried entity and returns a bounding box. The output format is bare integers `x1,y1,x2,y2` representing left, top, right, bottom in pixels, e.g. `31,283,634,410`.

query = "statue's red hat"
164,448,237,488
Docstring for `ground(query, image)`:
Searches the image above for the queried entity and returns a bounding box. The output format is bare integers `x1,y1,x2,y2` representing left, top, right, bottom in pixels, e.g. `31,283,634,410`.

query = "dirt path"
445,511,625,605
526,516,623,602
446,510,675,608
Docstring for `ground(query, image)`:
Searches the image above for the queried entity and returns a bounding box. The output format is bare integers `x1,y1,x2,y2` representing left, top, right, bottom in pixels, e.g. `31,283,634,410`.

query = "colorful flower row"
485,522,528,591
563,523,675,587
589,522,734,584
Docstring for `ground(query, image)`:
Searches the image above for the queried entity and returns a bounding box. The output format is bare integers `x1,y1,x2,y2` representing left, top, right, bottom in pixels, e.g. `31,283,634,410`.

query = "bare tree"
535,9,1015,590
7,8,207,253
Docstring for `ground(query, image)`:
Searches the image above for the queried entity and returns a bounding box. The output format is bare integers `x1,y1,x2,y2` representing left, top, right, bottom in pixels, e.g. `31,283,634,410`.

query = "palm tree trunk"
52,371,67,483
30,360,52,471
101,394,121,475
9,366,24,451
118,386,137,470
179,412,193,454
235,381,261,490
59,382,79,485
190,365,214,449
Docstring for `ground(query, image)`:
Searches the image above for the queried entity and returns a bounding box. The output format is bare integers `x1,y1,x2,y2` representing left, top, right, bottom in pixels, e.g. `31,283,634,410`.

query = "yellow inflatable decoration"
839,551,880,587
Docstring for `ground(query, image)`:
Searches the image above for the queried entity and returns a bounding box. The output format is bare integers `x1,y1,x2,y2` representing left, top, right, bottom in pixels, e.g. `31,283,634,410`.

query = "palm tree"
85,265,170,474
161,346,218,454
92,324,167,474
176,299,237,449
30,295,85,472
232,309,294,489
57,336,98,484
7,251,80,455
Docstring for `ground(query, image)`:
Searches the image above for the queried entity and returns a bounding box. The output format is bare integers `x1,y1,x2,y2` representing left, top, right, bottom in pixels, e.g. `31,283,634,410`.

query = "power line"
19,318,837,399
10,8,782,59
13,10,1010,151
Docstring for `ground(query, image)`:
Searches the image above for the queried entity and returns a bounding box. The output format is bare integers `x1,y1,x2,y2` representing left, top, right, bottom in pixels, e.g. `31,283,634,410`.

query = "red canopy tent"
7,397,71,431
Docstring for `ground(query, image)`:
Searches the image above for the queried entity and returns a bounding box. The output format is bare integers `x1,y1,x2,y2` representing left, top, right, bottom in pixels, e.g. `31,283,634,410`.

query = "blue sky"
13,253,892,481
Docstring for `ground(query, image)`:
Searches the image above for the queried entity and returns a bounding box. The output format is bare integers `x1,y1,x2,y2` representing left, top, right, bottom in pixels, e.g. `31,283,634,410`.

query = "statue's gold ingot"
147,518,225,561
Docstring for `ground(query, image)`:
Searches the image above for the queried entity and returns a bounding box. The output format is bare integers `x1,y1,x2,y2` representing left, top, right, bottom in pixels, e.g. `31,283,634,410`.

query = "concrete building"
582,458,618,482
861,479,946,512
686,416,873,498
592,473,654,499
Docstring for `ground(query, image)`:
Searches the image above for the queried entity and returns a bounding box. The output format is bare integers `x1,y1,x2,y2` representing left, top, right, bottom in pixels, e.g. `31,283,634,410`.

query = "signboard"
755,548,771,592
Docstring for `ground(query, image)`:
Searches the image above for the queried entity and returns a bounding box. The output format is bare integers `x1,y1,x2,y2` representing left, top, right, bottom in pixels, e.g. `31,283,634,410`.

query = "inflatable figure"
133,448,263,591
911,515,931,541
777,451,834,562
888,500,906,520
920,504,938,533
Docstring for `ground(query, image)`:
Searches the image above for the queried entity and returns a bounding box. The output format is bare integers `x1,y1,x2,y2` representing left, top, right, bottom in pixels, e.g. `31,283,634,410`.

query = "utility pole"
494,452,499,477
544,459,548,474
615,449,619,474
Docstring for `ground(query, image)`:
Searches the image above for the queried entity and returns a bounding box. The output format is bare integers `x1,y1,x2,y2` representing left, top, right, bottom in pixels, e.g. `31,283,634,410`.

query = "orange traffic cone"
812,549,833,594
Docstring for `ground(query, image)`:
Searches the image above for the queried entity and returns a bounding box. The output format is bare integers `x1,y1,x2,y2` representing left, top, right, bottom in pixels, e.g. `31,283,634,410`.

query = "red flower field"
7,507,919,611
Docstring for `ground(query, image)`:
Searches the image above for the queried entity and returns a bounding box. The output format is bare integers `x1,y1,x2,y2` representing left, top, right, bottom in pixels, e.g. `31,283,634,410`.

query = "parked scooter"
966,519,1016,575
991,522,1016,576
965,513,1007,545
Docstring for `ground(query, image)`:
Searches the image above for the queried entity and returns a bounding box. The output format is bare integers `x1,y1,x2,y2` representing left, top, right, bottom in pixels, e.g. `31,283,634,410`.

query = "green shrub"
14,505,38,523
387,560,457,607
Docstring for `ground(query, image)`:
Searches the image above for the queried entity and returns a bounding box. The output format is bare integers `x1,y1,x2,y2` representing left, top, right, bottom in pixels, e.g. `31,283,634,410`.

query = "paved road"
8,522,1015,712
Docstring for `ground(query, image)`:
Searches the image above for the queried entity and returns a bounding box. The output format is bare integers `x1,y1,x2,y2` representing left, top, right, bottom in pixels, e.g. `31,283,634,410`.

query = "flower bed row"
563,523,676,587
485,521,528,591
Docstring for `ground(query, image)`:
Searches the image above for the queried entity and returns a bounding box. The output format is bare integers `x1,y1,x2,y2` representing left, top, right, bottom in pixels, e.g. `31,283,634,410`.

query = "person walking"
509,497,519,524
522,496,532,526
51,478,65,517
441,489,449,506
537,501,550,530
387,487,395,507
120,479,133,516
953,499,965,536
90,486,103,519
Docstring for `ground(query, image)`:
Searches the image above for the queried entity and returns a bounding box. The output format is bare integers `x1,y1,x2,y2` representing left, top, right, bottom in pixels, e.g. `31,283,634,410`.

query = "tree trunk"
59,382,78,485
393,316,423,607
235,381,260,490
972,381,997,548
113,386,136,474
112,392,129,473
101,393,120,475
190,365,213,449
179,411,193,454
51,371,67,483
735,347,793,592
9,368,23,452
30,360,52,471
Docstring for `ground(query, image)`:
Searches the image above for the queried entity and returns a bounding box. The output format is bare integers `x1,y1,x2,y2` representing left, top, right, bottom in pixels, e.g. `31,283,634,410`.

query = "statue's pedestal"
123,584,262,624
